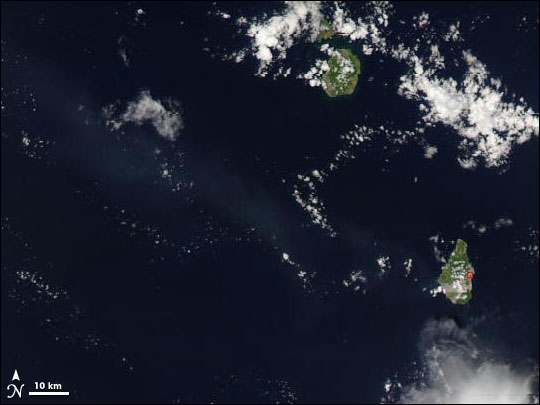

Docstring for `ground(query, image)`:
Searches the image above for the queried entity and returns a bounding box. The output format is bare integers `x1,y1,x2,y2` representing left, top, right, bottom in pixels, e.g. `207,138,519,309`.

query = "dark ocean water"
1,2,538,403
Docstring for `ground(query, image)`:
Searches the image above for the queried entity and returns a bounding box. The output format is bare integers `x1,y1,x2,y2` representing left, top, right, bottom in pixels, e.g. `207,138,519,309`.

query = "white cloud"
298,53,330,88
117,36,131,68
299,3,537,170
424,145,439,159
104,90,184,141
244,1,324,76
494,217,514,229
224,0,394,78
402,358,534,404
414,12,430,29
463,217,514,235
383,319,538,404
297,44,357,89
329,1,392,55
445,22,463,42
398,50,539,169
343,270,368,294
225,1,393,78
403,258,413,276
517,228,539,263
282,3,537,170
292,171,336,236
291,122,421,235
377,255,391,274
321,3,537,170
429,234,447,264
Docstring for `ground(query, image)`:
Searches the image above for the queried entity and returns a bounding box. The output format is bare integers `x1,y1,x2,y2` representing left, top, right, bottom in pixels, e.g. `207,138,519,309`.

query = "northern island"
437,239,475,305
317,18,336,42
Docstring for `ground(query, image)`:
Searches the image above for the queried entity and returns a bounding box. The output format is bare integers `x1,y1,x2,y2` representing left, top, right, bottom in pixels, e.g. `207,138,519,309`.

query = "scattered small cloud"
516,228,539,264
377,255,391,275
342,270,368,294
117,36,132,68
429,233,448,264
403,258,413,277
463,217,514,235
280,251,316,291
292,171,336,236
494,217,515,229
423,145,438,159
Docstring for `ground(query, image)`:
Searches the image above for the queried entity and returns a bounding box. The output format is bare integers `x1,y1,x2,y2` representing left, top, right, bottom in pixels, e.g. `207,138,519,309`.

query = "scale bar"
29,391,70,396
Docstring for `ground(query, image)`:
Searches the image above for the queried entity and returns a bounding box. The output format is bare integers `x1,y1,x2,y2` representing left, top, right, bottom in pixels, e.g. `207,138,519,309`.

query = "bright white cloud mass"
398,50,539,169
383,319,538,404
104,90,184,141
245,1,324,76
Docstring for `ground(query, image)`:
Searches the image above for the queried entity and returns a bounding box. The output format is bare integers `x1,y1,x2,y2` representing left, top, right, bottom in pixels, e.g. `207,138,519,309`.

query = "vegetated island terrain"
438,239,475,305
322,48,361,97
317,20,362,97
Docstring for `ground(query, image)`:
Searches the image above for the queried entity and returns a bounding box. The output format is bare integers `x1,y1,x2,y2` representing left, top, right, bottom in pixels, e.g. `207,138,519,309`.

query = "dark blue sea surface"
1,2,538,403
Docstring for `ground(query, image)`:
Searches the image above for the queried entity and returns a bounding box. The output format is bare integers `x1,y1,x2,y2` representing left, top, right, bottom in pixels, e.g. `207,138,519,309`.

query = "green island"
322,49,361,97
317,18,336,42
438,239,475,305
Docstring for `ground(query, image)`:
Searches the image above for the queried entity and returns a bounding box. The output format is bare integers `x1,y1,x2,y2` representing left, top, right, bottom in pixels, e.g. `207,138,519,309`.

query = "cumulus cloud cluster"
297,2,393,86
299,43,359,89
333,6,538,169
224,1,394,76
386,319,538,404
330,1,392,54
245,1,324,76
399,50,539,169
104,90,184,141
